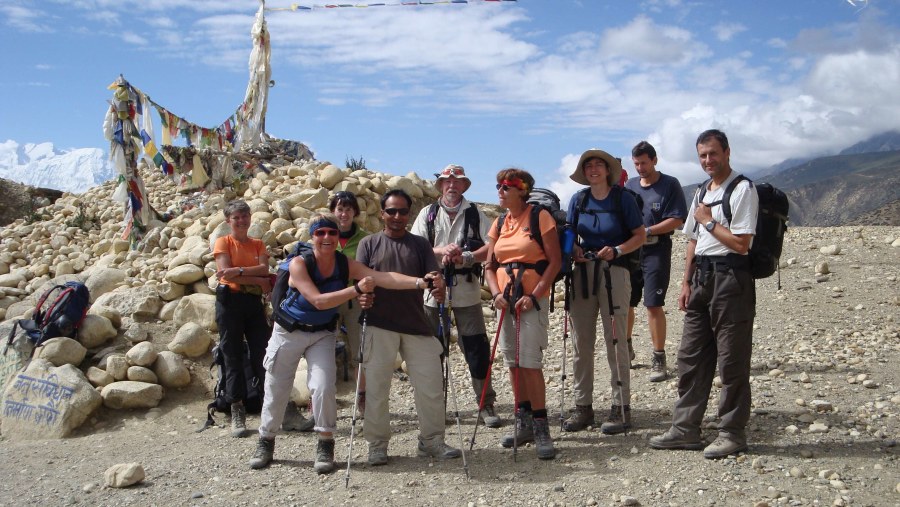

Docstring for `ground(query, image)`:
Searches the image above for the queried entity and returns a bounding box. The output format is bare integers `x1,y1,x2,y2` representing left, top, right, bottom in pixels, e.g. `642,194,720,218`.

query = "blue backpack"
4,281,91,356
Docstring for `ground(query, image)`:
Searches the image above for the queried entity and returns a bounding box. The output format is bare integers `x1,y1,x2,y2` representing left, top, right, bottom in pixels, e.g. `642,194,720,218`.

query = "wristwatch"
704,219,717,232
645,226,652,237
239,267,244,276
613,246,622,258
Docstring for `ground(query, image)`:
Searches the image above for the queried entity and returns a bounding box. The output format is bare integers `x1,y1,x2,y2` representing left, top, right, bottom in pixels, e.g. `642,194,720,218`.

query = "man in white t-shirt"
650,129,759,459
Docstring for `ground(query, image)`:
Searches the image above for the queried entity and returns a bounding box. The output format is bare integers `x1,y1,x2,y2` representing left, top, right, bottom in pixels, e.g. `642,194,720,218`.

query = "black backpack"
425,202,485,281
494,188,569,311
5,281,91,358
571,185,644,273
697,175,789,286
200,342,263,430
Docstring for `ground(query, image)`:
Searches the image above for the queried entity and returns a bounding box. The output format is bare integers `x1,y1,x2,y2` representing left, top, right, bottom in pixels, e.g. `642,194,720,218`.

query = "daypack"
571,185,644,273
271,242,350,311
697,175,789,286
5,282,90,357
200,342,263,431
425,202,485,281
494,188,569,310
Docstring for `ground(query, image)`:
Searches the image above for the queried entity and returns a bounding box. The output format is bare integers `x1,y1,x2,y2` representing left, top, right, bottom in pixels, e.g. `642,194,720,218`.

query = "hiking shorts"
497,296,550,369
629,267,644,308
640,241,673,308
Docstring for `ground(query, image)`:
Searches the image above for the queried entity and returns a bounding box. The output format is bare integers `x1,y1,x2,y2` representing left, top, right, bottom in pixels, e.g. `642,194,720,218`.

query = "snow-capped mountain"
0,140,116,193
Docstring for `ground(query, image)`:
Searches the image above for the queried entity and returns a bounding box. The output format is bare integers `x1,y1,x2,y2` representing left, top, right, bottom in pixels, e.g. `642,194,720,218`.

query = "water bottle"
561,226,576,256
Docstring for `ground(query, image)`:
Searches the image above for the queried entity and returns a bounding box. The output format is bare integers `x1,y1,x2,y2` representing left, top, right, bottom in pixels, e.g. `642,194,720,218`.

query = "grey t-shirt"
356,231,439,336
624,172,688,232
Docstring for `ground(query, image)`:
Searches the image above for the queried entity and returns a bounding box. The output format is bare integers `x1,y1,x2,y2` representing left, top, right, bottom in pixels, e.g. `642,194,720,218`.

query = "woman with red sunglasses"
249,212,441,474
484,168,561,460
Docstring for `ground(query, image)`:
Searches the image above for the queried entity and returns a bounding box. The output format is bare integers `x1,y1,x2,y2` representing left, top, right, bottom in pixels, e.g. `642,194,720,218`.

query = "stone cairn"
0,149,452,439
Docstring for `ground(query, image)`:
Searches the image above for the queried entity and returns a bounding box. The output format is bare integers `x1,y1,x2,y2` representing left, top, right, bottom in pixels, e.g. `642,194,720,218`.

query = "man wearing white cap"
411,164,502,428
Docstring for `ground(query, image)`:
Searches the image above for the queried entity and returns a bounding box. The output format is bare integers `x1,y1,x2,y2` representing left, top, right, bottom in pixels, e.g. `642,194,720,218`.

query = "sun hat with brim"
434,164,471,192
570,149,622,186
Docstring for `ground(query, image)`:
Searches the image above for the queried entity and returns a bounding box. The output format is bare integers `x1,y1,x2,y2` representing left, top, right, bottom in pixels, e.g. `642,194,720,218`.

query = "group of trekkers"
211,128,759,475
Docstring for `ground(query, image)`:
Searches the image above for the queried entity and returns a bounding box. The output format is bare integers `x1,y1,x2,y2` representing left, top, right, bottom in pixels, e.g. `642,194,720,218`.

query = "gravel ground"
1,226,898,507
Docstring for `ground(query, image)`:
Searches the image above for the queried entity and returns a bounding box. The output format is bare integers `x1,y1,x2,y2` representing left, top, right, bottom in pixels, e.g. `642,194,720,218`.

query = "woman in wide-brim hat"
484,167,561,460
562,149,646,435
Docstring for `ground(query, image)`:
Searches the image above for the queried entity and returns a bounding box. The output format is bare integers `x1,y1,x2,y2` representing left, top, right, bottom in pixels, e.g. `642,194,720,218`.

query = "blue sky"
1,0,898,205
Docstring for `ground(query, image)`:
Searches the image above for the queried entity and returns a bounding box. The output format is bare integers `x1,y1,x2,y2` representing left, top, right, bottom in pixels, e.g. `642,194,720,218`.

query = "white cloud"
34,64,52,70
713,22,746,42
1,4,53,32
599,15,700,65
122,32,148,45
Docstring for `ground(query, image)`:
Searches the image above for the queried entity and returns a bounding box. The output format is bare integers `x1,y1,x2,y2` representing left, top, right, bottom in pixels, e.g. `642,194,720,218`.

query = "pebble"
815,261,830,274
809,422,829,433
800,449,814,458
789,467,806,478
191,492,204,499
862,379,878,388
82,482,97,493
620,496,639,506
820,244,841,255
784,425,799,435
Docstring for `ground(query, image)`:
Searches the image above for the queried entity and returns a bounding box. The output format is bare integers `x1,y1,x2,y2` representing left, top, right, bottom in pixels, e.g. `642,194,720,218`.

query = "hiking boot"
649,351,668,382
367,445,388,466
649,427,705,450
282,401,315,432
703,435,748,459
562,404,595,432
230,402,248,438
600,405,632,435
417,438,462,460
249,437,274,469
500,409,534,448
532,417,556,460
478,404,502,428
314,438,336,474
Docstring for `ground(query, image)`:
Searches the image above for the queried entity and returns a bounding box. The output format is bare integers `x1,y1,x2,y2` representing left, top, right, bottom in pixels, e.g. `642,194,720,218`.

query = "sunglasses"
313,228,339,237
383,208,410,216
496,184,514,192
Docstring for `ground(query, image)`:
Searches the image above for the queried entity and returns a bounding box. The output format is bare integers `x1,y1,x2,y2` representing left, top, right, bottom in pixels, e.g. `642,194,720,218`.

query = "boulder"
153,351,190,388
93,286,162,319
100,381,164,409
125,342,157,367
156,281,186,301
77,314,117,349
0,359,102,439
165,264,205,285
168,322,211,358
104,463,145,488
126,366,158,384
87,305,122,329
85,366,114,388
173,294,217,331
83,267,127,302
123,323,149,343
158,299,179,321
105,355,128,381
37,337,87,367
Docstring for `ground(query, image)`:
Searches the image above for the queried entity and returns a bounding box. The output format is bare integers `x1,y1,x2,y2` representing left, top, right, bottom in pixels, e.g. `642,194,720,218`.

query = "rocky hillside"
0,176,62,227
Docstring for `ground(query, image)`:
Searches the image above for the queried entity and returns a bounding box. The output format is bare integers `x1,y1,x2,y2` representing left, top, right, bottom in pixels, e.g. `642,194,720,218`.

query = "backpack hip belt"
694,254,750,276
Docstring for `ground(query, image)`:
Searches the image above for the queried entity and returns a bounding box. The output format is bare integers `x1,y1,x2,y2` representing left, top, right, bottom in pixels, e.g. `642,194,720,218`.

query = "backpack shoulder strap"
530,205,544,251
496,211,508,236
721,174,751,225
300,251,317,280
335,251,350,286
463,203,482,243
425,202,440,246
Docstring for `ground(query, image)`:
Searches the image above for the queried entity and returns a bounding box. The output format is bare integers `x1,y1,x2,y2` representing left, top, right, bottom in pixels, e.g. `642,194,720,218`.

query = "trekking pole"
469,305,506,451
344,311,367,488
512,306,522,462
437,297,469,479
559,273,571,431
602,263,628,436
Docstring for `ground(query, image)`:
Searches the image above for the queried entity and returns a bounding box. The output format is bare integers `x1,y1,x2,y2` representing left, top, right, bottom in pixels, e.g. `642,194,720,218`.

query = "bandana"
309,219,340,236
499,178,528,191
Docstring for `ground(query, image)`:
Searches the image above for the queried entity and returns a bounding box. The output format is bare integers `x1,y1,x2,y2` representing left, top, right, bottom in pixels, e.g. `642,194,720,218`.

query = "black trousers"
215,290,271,404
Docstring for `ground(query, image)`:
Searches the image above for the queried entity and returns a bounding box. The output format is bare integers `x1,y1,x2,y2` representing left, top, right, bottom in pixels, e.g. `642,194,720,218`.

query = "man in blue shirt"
625,141,688,382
